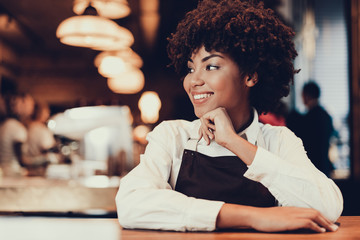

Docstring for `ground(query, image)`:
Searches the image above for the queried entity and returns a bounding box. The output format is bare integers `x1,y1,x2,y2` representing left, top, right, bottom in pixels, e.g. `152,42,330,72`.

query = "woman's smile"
192,92,214,101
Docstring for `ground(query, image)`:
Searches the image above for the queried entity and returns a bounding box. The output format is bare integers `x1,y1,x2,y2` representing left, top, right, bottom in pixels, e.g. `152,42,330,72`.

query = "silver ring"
208,128,213,133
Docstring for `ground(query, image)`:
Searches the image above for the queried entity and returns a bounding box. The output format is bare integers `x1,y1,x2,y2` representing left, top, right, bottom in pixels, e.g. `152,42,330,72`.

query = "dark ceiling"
0,0,197,66
0,0,200,121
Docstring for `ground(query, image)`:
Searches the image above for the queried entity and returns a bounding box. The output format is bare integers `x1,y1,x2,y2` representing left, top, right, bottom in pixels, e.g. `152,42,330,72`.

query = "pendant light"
73,0,131,19
139,0,160,48
94,48,143,69
138,91,162,123
56,4,134,50
94,48,143,78
98,56,127,78
107,68,145,94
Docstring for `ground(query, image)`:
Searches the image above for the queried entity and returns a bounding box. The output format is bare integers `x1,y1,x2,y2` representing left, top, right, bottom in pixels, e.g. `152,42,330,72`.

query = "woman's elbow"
116,193,136,228
321,190,344,222
327,199,343,223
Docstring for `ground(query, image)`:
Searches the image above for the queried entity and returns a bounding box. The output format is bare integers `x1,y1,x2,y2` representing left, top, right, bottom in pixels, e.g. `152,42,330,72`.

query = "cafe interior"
0,0,360,238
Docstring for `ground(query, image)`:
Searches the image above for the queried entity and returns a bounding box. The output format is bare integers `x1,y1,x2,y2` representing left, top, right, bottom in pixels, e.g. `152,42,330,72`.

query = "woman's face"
183,46,251,119
13,95,34,118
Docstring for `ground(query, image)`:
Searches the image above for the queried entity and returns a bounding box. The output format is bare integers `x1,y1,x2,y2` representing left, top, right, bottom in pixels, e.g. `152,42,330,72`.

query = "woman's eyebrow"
202,54,224,62
188,54,224,63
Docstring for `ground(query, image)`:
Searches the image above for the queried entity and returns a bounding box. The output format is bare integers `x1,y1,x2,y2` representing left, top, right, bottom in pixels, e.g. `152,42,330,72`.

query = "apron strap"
185,138,199,151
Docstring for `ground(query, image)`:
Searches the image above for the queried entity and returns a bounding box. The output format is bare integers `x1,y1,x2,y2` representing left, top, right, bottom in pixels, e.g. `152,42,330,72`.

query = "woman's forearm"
216,203,253,229
223,132,257,166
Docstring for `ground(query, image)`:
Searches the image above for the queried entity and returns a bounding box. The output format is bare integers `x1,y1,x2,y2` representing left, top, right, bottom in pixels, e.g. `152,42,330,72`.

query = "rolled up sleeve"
244,127,343,222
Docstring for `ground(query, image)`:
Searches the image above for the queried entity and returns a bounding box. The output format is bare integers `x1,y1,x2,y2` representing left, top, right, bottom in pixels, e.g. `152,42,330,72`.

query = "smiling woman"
183,48,250,129
115,0,343,233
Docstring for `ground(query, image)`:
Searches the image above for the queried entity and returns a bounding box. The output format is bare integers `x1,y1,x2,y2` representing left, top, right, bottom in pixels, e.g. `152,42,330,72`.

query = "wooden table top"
0,216,359,240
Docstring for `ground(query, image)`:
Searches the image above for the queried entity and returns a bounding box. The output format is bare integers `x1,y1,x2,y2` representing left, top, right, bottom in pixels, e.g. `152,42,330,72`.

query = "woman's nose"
190,70,205,87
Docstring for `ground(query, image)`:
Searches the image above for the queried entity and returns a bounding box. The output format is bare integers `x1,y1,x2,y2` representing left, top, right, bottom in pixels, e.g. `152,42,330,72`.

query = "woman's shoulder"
2,118,26,130
152,119,200,136
260,123,301,144
0,118,27,141
258,123,307,161
145,119,200,154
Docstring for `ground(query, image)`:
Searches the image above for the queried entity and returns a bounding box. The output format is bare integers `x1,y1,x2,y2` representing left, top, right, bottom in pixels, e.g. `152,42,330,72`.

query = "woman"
24,101,57,176
0,93,34,177
116,0,343,233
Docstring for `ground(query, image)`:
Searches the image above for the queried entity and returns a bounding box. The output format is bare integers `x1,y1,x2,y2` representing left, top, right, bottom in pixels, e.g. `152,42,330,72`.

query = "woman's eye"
187,67,194,73
206,65,219,71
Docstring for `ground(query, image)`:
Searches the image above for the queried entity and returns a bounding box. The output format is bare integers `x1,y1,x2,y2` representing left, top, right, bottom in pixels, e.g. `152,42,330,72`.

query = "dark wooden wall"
336,0,360,216
350,0,360,180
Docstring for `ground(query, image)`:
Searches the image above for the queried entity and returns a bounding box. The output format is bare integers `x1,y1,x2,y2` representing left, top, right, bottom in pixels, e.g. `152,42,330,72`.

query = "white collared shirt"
116,111,343,232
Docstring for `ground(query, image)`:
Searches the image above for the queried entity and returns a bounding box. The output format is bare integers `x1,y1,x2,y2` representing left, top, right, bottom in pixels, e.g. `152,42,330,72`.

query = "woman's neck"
231,107,253,133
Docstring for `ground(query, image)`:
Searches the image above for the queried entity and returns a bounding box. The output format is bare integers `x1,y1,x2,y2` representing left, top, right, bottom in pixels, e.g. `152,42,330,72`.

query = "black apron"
174,138,276,207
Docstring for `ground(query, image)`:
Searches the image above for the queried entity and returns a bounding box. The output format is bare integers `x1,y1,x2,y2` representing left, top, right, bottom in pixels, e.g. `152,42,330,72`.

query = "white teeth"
193,93,213,100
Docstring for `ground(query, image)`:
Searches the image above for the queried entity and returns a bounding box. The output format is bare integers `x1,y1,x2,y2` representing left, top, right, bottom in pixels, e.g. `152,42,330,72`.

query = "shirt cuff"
184,198,224,231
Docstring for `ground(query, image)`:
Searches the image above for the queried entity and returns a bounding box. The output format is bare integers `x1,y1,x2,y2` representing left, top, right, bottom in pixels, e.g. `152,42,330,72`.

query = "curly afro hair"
167,0,299,114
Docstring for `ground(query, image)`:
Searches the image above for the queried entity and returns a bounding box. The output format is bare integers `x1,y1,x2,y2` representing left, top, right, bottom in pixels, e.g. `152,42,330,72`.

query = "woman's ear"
245,73,258,87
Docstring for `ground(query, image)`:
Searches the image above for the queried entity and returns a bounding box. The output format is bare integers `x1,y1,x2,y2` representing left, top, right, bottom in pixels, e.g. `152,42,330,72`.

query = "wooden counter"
0,216,358,240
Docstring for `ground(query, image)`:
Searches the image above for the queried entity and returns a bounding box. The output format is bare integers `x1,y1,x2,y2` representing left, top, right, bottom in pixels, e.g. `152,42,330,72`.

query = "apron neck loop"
185,138,200,151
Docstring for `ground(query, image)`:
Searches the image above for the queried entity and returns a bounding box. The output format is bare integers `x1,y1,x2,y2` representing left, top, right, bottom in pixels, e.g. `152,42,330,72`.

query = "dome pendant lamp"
73,0,131,19
56,4,134,50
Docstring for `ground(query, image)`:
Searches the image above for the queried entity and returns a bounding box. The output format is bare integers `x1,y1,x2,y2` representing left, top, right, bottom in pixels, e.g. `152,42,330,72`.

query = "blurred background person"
24,101,57,176
301,81,335,177
0,93,35,177
286,108,304,139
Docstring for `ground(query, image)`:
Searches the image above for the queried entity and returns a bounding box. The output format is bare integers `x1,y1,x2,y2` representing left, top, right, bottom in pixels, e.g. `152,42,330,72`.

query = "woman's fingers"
295,208,338,232
198,124,210,144
305,220,326,233
199,117,216,144
298,218,337,233
203,129,211,144
309,212,339,232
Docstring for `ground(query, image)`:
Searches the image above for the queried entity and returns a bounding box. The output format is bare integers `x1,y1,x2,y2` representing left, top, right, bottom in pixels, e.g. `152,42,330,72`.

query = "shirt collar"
237,108,260,145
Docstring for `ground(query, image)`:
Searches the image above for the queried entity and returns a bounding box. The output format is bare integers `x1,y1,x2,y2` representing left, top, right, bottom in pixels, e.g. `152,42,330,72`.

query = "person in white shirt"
24,101,57,176
0,93,34,177
116,0,343,233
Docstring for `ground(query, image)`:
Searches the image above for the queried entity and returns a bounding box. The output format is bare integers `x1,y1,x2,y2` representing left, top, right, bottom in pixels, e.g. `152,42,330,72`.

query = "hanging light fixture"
94,48,143,69
95,48,143,78
98,55,127,77
107,68,145,94
56,4,134,50
133,125,151,144
73,0,131,19
139,0,160,48
138,91,162,123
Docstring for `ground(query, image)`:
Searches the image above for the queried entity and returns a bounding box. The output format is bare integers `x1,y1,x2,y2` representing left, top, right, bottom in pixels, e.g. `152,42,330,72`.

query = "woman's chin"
194,109,207,119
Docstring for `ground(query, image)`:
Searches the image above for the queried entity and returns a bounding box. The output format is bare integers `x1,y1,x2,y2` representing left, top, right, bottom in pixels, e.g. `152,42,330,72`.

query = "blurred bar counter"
0,175,120,217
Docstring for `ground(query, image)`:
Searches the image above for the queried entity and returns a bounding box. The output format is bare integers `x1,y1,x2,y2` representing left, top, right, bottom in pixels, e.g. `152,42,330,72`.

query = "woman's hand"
249,206,339,233
198,107,257,165
217,204,339,233
198,107,236,146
